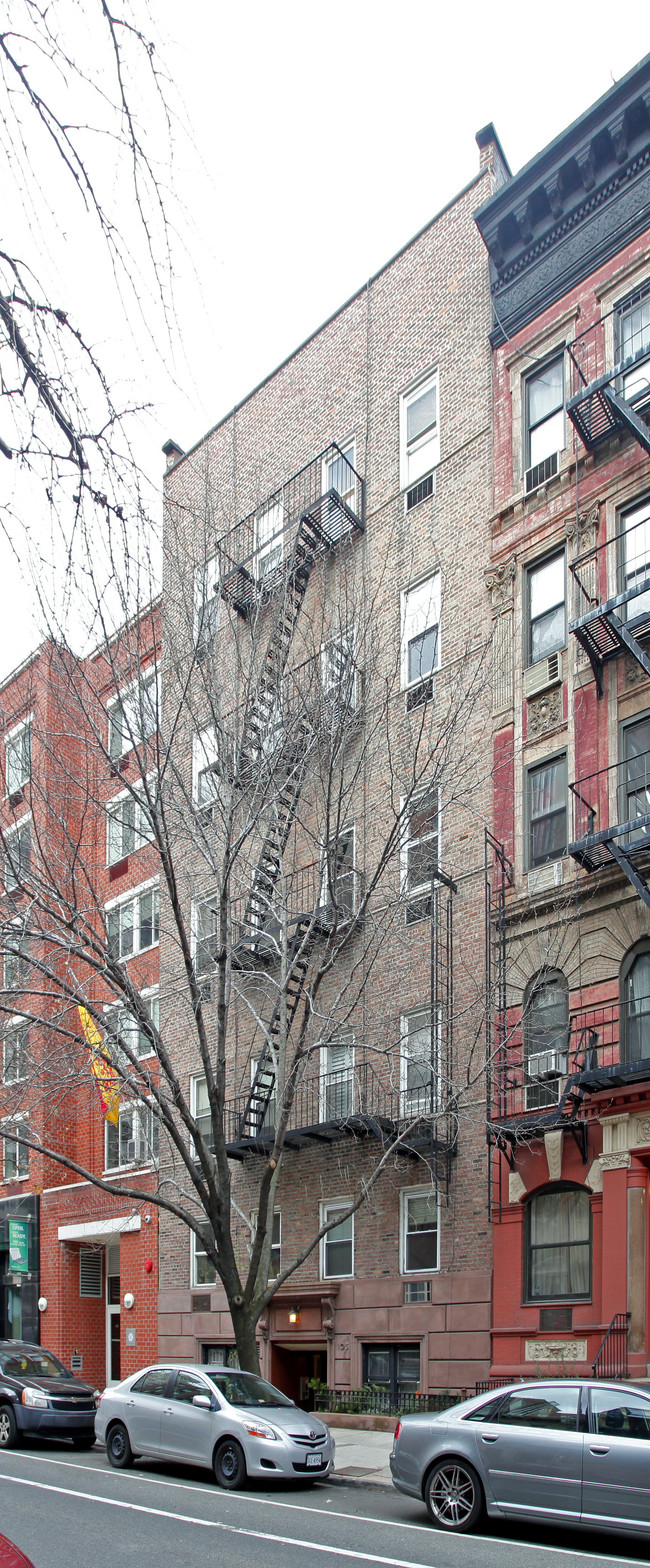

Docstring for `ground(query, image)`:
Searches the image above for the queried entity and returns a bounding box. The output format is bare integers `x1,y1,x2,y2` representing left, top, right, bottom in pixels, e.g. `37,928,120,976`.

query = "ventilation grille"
524,650,563,699
192,1293,211,1314
404,1279,431,1303
406,473,434,511
79,1249,103,1298
525,451,559,494
406,676,435,713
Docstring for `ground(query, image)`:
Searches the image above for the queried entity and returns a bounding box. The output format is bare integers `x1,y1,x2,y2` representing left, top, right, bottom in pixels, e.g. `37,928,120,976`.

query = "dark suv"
0,1341,98,1449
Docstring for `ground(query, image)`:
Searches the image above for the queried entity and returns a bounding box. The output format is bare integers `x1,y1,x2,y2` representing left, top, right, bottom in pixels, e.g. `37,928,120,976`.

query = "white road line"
0,1460,644,1567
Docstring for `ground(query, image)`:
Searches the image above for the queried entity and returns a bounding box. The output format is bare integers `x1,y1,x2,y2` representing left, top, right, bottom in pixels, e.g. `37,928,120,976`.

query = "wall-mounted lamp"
37,1297,47,1313
288,1308,300,1326
123,1291,135,1310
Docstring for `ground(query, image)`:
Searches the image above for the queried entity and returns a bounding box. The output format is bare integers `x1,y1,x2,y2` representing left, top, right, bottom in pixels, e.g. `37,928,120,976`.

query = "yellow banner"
78,1005,120,1125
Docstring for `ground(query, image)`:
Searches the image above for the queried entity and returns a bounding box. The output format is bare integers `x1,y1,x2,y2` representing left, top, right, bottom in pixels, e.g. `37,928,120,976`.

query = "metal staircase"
238,917,315,1139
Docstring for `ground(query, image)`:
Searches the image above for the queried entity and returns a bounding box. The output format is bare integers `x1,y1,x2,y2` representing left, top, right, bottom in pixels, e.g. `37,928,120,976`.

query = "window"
251,1210,281,1280
320,1034,354,1120
616,280,650,403
193,896,218,977
2,1019,28,1084
108,668,159,760
131,1368,171,1397
527,552,566,665
5,720,31,797
324,441,356,511
255,499,284,581
3,1120,28,1181
527,754,567,869
524,970,568,1110
105,1101,158,1170
497,1385,579,1430
400,371,439,491
620,497,650,624
621,712,650,832
592,1388,650,1439
106,992,159,1066
321,1202,354,1278
402,1188,439,1273
106,787,154,866
192,1075,213,1149
400,1009,437,1117
362,1344,420,1402
106,883,159,960
525,356,564,476
320,826,355,923
525,1185,591,1301
401,576,440,690
194,555,220,647
402,785,439,920
193,726,220,807
4,818,31,892
193,1227,217,1287
4,924,29,991
171,1370,211,1405
321,634,358,713
621,942,650,1063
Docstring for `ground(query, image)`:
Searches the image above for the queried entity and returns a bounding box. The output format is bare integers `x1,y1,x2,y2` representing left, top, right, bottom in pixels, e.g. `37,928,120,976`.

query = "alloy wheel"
428,1462,477,1528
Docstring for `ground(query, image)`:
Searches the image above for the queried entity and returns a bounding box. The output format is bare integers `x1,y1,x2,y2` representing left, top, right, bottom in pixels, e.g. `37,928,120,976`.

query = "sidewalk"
328,1426,394,1489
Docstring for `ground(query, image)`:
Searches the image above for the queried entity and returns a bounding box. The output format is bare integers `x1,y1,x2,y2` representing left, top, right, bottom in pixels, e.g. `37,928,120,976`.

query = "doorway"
270,1345,327,1408
106,1242,121,1385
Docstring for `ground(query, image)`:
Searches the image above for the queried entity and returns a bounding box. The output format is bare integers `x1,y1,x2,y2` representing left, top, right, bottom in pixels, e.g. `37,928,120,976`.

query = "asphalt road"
2,1443,650,1568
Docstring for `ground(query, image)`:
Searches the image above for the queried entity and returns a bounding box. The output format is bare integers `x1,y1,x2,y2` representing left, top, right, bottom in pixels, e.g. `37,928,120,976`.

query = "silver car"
391,1378,650,1539
95,1363,334,1487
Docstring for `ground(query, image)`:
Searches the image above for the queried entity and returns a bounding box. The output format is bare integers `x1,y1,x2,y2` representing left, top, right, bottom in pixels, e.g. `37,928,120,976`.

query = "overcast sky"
1,2,649,680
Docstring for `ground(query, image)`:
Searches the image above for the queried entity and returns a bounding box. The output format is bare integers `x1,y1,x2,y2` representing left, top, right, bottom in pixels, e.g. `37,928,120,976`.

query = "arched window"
525,1184,591,1302
524,970,568,1110
621,941,650,1063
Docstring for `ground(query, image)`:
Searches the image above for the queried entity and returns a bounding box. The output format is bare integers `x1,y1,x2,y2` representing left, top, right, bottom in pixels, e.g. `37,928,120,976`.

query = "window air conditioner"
524,650,563,699
125,1138,137,1162
527,1049,568,1081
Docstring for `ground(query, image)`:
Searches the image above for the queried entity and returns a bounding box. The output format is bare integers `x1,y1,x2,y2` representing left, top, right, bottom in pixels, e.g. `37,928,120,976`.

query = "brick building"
0,613,161,1391
158,130,511,1401
476,53,650,1378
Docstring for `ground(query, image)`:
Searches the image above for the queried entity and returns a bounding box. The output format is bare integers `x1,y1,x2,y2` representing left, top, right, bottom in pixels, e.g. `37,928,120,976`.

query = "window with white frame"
321,633,358,713
251,1209,281,1279
108,667,159,760
402,786,439,919
106,883,159,960
193,896,218,976
401,575,440,690
527,754,567,869
105,1100,158,1170
321,1201,354,1279
400,1009,437,1118
4,816,31,892
324,441,356,510
192,1075,213,1150
400,371,439,492
3,1118,29,1181
2,1018,28,1084
106,785,155,866
5,719,31,797
620,496,650,624
527,551,566,666
194,555,220,647
401,1188,439,1273
250,1053,277,1134
255,498,284,581
320,825,355,922
320,1033,354,1120
525,356,564,480
105,991,159,1067
192,1227,217,1287
616,280,650,402
4,923,29,991
193,726,220,807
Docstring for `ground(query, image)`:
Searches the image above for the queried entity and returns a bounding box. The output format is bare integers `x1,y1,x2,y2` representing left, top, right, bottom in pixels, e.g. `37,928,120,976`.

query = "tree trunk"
230,1303,262,1375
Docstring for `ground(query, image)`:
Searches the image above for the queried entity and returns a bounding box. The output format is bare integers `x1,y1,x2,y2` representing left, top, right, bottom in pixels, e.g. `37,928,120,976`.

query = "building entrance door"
0,1251,23,1340
106,1242,121,1385
270,1345,327,1408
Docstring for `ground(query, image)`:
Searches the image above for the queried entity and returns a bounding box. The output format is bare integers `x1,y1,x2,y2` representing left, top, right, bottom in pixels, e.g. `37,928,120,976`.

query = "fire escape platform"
225,1111,455,1163
569,594,650,696
220,491,364,619
566,358,650,457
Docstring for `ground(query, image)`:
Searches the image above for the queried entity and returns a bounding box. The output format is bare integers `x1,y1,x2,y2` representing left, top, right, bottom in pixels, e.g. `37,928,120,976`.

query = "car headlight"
241,1418,278,1440
22,1387,49,1409
93,1390,101,1408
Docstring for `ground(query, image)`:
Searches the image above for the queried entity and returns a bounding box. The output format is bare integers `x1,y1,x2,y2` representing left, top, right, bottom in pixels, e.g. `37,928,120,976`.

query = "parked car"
96,1364,334,1486
0,1341,98,1450
0,1536,37,1568
391,1378,650,1539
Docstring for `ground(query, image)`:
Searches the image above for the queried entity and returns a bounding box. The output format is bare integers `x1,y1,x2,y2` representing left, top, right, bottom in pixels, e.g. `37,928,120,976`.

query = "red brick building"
0,614,161,1391
476,54,650,1379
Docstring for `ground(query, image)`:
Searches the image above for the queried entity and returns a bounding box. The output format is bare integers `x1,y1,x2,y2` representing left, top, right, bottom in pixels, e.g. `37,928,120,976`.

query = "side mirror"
192,1394,212,1410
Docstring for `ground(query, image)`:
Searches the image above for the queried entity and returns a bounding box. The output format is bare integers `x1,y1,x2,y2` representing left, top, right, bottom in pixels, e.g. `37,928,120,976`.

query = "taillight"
394,1420,402,1443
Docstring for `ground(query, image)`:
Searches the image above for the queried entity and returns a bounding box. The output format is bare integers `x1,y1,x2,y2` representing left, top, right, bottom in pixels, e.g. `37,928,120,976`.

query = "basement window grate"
404,1279,431,1303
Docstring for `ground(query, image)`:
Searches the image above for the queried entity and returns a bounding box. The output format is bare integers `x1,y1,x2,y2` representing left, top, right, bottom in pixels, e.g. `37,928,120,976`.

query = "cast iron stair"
237,917,316,1139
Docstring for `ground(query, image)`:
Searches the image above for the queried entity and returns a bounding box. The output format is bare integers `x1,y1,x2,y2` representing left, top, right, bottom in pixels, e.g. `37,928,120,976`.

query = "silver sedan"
391,1378,650,1539
95,1363,334,1487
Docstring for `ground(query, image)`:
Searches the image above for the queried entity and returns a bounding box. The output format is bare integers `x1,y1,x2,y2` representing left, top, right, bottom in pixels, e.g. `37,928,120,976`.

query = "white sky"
1,1,649,680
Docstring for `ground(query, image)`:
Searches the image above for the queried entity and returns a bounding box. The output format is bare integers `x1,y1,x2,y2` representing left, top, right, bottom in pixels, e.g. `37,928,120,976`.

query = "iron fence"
314,1388,466,1417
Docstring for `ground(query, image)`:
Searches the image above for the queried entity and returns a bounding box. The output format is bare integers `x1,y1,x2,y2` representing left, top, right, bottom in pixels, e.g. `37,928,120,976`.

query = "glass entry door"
106,1241,121,1385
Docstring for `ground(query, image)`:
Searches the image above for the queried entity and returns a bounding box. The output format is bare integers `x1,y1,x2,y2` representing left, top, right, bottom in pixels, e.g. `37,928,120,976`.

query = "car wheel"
213,1437,247,1489
106,1422,134,1469
0,1406,19,1449
425,1458,484,1533
71,1434,96,1450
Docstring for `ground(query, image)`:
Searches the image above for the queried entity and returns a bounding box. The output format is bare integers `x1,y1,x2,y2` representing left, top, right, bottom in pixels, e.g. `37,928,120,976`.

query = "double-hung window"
193,896,219,977
321,826,355,923
620,497,650,624
4,923,29,991
193,726,220,807
2,1018,28,1084
525,356,564,486
402,785,439,921
616,280,650,403
3,1118,29,1180
324,441,356,511
106,883,159,960
192,1075,213,1150
194,555,220,647
193,1227,217,1287
401,575,440,691
525,1186,590,1301
400,372,439,498
320,1033,355,1120
255,499,284,581
107,786,155,866
5,719,31,798
250,1209,282,1280
321,1202,354,1279
527,552,566,665
321,633,358,714
105,1101,158,1171
401,1188,439,1273
4,817,31,892
400,1009,436,1117
106,991,159,1067
527,755,567,869
108,668,159,760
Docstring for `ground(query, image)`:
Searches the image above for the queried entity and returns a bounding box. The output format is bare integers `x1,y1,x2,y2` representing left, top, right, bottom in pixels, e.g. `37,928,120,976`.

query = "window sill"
112,941,160,964
102,1161,156,1177
401,1268,440,1278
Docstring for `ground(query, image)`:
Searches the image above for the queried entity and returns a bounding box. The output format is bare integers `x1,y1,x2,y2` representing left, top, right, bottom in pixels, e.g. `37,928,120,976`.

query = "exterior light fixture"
123,1291,135,1310
288,1308,300,1325
37,1297,47,1313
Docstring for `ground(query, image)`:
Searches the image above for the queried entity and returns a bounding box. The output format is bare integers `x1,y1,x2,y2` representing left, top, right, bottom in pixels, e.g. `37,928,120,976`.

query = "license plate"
306,1452,323,1467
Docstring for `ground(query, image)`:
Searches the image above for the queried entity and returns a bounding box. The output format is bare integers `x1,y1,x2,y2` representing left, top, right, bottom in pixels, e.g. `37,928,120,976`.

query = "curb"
325,1473,394,1494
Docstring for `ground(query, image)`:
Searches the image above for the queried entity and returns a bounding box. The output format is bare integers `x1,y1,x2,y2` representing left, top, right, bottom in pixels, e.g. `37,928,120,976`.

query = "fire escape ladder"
237,917,315,1139
606,839,650,912
241,722,310,939
600,383,650,457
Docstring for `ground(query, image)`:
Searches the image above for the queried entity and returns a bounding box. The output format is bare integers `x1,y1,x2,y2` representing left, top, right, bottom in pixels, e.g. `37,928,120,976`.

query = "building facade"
476,54,650,1379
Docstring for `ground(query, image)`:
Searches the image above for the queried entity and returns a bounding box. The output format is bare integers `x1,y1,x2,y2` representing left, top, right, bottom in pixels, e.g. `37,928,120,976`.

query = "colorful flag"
78,1005,120,1125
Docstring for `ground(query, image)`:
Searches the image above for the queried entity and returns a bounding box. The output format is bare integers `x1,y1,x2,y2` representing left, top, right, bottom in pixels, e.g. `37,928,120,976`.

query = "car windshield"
0,1349,69,1380
209,1371,294,1408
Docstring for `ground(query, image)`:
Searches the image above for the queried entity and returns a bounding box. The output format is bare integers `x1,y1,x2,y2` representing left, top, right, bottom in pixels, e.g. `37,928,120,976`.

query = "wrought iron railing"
592,1312,630,1379
314,1387,466,1417
567,313,650,452
491,993,650,1123
229,861,366,957
570,516,650,630
218,444,364,589
569,751,650,852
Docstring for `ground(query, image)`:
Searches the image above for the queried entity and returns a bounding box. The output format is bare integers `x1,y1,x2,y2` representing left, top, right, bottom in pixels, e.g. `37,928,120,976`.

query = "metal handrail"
218,444,365,579
592,1312,630,1379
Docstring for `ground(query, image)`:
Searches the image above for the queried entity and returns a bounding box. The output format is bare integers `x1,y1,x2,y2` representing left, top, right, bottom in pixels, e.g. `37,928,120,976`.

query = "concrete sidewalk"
329,1426,394,1489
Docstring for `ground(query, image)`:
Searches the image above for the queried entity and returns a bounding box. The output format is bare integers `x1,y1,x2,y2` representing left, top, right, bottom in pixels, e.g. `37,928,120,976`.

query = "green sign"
8,1218,29,1274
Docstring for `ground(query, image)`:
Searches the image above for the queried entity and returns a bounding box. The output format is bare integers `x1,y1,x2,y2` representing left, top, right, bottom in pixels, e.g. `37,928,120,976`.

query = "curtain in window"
529,758,567,866
529,1188,590,1299
624,950,650,1061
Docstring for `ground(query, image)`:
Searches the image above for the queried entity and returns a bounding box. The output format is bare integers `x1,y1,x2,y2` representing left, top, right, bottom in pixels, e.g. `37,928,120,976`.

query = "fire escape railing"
489,993,650,1131
568,750,650,908
569,518,650,698
566,312,650,460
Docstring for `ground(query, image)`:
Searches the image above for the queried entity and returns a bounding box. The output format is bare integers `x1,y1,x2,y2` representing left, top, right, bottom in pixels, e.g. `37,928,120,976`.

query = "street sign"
8,1218,29,1273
